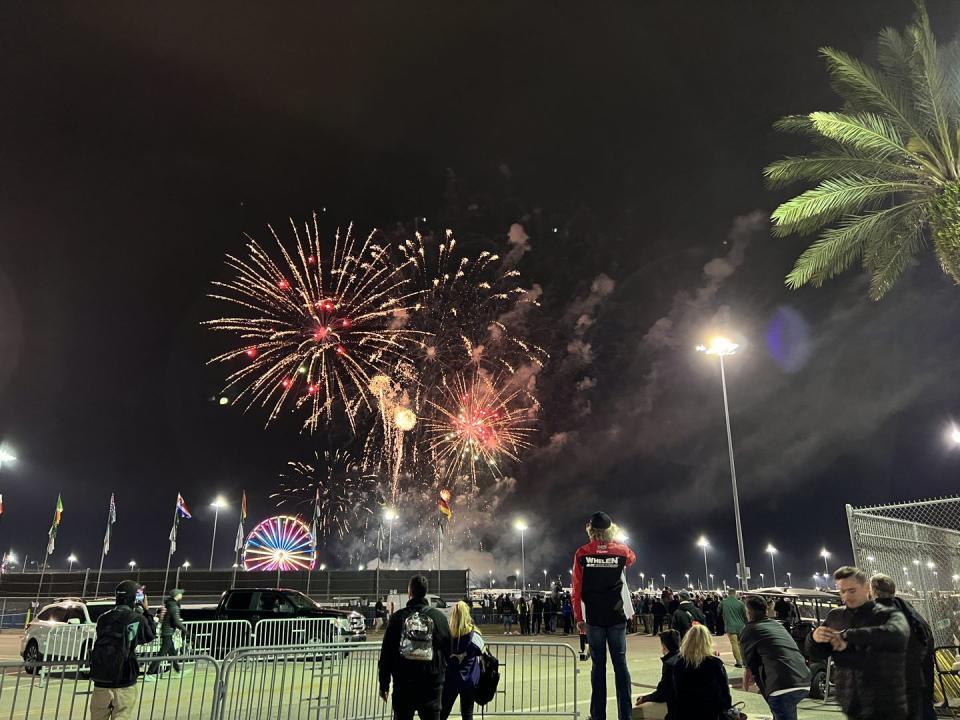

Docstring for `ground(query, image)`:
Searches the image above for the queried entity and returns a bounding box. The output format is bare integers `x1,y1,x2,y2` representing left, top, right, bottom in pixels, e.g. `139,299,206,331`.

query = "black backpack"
89,609,134,685
475,649,500,706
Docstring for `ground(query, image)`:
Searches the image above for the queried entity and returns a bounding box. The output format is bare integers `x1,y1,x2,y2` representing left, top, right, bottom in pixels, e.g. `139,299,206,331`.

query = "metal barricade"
0,654,221,719
481,642,579,717
219,642,389,720
252,617,337,647
183,619,253,658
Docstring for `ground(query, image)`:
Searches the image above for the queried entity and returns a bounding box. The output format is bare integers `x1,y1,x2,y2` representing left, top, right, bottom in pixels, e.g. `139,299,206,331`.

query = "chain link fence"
846,497,960,646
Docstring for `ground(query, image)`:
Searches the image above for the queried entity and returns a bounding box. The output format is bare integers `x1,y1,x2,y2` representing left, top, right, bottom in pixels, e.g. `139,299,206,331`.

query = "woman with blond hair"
671,624,732,720
441,601,485,720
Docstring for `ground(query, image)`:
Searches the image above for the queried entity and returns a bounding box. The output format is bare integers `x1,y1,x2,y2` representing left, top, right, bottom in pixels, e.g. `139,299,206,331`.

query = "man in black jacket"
378,575,452,720
740,595,811,720
632,630,680,719
670,591,706,638
806,566,909,720
89,580,156,720
149,588,186,674
871,573,936,720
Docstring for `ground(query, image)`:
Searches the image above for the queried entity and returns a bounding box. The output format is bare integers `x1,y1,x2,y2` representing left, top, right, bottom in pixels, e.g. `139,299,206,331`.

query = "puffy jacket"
571,540,636,626
739,617,810,698
876,596,935,719
445,630,485,691
806,600,909,720
378,597,451,698
671,601,706,638
642,649,679,707
161,596,185,637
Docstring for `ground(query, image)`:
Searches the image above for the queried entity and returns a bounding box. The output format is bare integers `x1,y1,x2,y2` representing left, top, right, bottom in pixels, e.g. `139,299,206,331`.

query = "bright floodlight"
766,544,777,554
927,561,936,569
6,553,15,564
67,554,78,563
697,536,708,548
514,519,528,532
128,560,136,568
820,548,830,558
951,425,960,444
0,450,15,464
696,336,739,356
210,496,226,508
183,560,191,568
615,530,629,542
319,564,327,571
384,508,398,521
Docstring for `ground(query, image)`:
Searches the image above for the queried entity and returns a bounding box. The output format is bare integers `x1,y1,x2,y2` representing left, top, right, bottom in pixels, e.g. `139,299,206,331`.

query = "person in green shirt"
718,588,747,667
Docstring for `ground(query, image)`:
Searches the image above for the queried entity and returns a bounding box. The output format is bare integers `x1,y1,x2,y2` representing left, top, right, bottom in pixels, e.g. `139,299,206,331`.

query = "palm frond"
771,175,929,237
809,112,908,159
877,27,914,83
862,208,926,299
785,202,928,289
820,47,917,132
764,153,922,189
907,6,956,174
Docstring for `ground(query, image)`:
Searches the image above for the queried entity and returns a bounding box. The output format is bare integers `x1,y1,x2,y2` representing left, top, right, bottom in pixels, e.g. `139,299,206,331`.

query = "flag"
438,498,452,521
310,488,319,549
47,494,63,555
0,493,4,520
234,490,246,553
176,493,192,519
103,494,117,556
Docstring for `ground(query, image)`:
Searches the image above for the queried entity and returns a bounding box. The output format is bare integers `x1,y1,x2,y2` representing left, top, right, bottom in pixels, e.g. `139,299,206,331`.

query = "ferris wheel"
243,515,317,572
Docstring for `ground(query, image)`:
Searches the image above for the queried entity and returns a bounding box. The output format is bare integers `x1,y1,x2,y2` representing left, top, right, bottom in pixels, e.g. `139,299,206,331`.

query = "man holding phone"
89,580,156,719
806,566,909,720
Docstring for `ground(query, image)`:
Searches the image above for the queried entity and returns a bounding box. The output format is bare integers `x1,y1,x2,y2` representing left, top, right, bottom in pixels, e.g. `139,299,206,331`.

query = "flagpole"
437,519,442,600
375,519,383,601
162,502,178,597
94,501,112,598
35,547,50,606
232,495,244,588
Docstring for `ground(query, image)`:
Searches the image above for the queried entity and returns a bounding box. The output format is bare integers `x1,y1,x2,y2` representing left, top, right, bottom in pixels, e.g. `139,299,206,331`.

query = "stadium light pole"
820,548,830,576
661,573,667,588
766,544,778,587
67,554,77,573
514,520,528,597
0,449,15,474
209,497,226,571
786,571,792,587
697,336,748,590
697,536,710,590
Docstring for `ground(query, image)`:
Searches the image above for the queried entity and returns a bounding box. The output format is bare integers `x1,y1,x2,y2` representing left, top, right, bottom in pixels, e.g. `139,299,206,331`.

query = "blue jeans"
766,689,807,720
586,623,632,720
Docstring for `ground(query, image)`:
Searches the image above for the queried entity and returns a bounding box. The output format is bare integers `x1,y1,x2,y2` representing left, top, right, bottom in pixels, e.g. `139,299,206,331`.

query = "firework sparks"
425,372,536,481
271,451,382,540
205,215,424,431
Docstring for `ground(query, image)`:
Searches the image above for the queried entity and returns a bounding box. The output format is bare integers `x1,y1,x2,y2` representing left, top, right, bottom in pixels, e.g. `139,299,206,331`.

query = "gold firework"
205,216,423,431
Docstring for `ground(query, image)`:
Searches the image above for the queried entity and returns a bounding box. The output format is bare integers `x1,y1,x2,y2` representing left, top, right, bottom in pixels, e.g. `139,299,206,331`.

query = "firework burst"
271,450,382,540
424,371,536,481
205,215,423,431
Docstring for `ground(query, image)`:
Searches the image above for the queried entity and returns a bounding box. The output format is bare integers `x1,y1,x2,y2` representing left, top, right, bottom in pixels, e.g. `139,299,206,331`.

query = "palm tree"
766,1,960,299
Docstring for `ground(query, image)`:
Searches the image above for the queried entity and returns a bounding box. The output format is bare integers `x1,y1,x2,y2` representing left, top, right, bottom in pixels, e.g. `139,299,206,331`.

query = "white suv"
21,598,174,670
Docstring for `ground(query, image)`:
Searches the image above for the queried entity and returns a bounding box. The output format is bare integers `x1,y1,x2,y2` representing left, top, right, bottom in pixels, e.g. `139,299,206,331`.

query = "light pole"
514,520,528,596
709,573,714,590
759,573,765,586
684,573,690,588
766,544,778,587
812,572,820,589
820,549,830,576
67,554,77,573
697,336,748,590
514,569,520,591
786,572,792,587
543,569,547,589
661,573,666,589
640,572,645,589
488,570,493,589
209,497,226,571
384,509,398,568
697,536,710,590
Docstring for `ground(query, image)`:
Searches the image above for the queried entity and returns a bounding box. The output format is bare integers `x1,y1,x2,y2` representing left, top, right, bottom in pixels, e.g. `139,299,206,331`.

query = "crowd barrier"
0,639,579,719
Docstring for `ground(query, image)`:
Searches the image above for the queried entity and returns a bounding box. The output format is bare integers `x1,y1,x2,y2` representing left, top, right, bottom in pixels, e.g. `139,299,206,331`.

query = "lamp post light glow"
67,554,78,573
0,449,15,472
128,560,136,570
697,536,710,592
661,573,666,588
786,571,792,587
766,544,778,587
384,508,398,569
950,424,960,445
697,336,747,589
812,572,820,588
684,572,690,588
820,549,830,576
514,520,528,596
209,497,226,571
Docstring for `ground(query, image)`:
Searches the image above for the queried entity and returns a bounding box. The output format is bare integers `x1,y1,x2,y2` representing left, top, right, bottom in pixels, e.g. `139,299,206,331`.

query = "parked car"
198,588,366,642
20,597,177,671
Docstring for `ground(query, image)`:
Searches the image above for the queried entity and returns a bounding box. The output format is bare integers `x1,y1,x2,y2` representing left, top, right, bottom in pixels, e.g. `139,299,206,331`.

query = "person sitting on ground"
806,566,909,720
632,629,680,720
740,595,810,720
378,575,452,720
89,581,157,720
440,601,485,720
671,624,732,720
670,591,706,638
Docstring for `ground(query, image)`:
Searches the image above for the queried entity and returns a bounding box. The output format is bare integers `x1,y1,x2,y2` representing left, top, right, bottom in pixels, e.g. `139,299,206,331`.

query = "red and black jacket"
571,540,636,627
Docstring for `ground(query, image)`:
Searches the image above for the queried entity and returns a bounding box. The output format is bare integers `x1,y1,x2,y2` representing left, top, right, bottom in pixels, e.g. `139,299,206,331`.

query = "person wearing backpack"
89,580,156,720
441,601,485,719
148,588,187,675
378,575,452,720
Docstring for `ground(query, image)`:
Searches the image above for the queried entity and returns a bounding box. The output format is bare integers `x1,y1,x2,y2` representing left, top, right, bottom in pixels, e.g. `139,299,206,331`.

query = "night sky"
3,1,960,590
